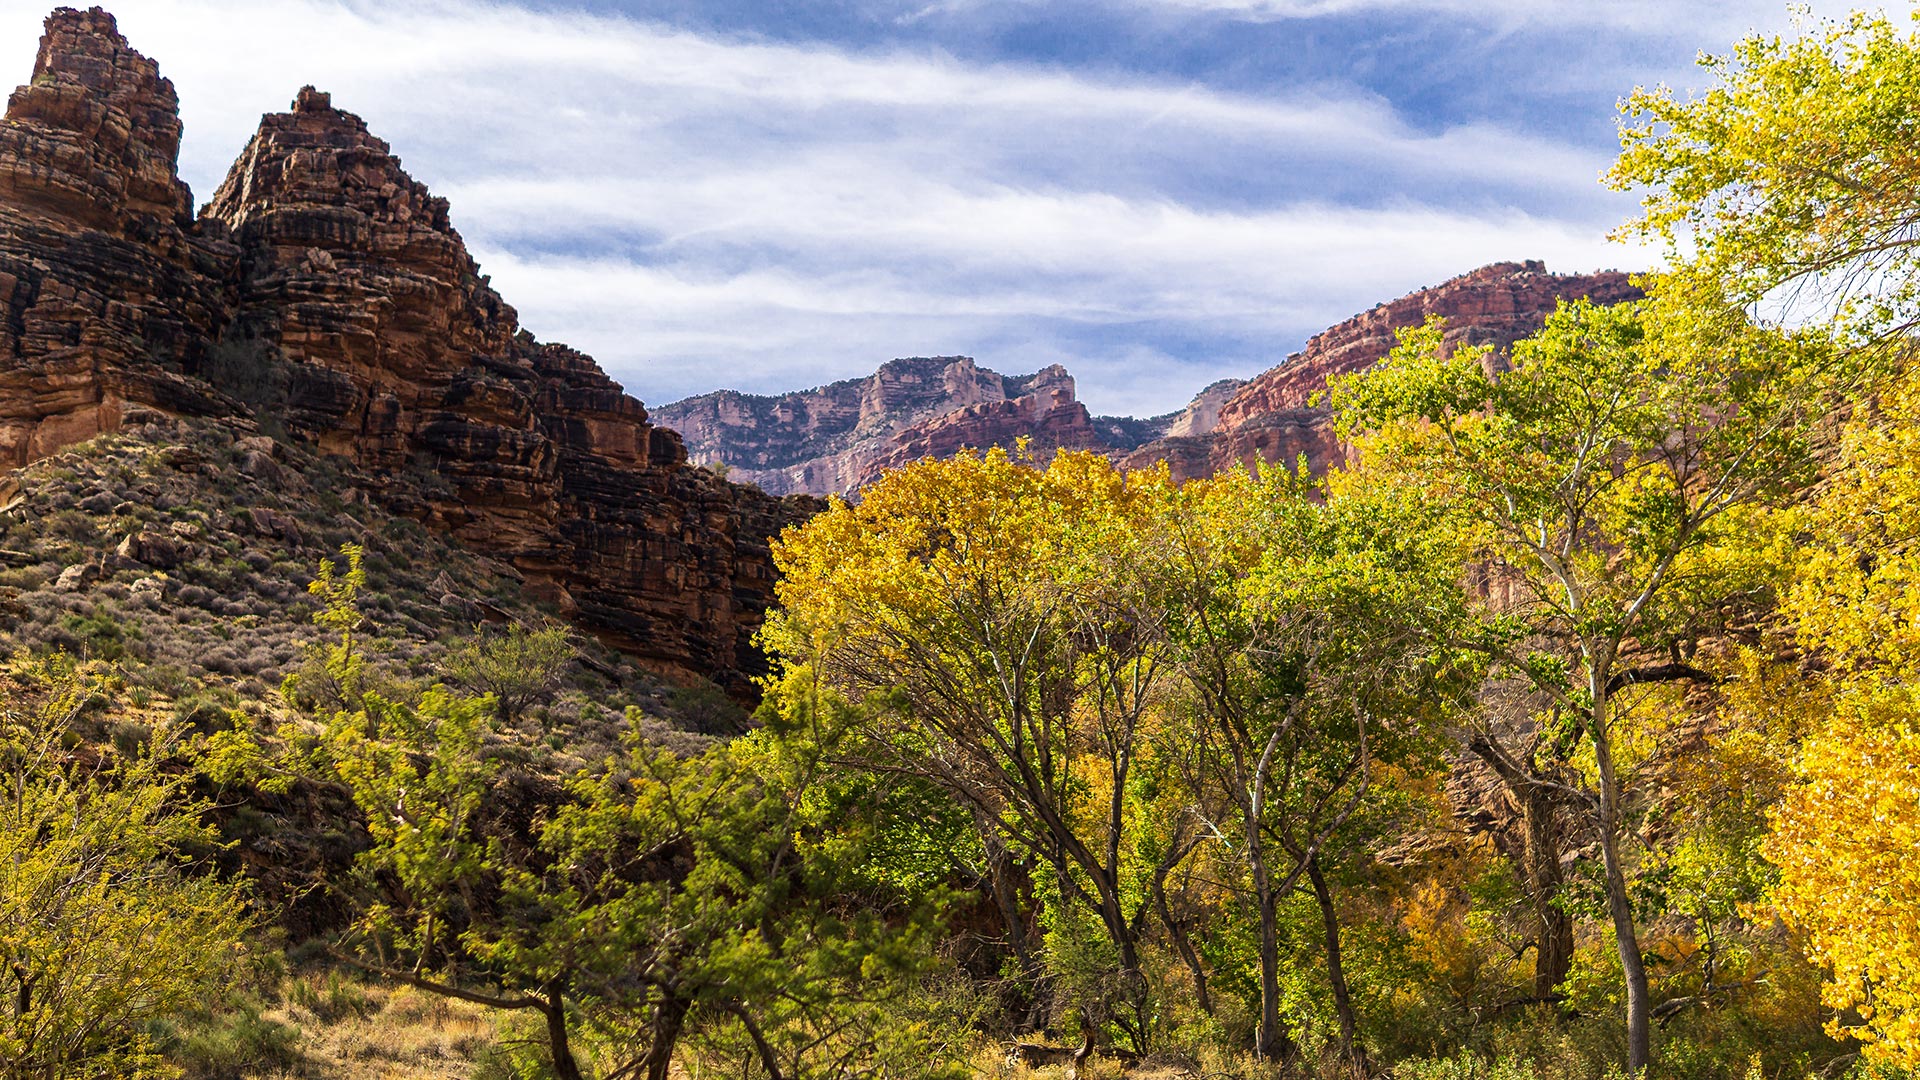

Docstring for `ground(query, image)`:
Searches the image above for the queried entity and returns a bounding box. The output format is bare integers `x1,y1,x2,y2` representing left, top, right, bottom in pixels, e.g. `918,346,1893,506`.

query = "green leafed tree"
1161,466,1474,1069
1329,295,1846,1072
1611,10,1920,351
0,656,253,1079
293,545,958,1080
440,622,576,727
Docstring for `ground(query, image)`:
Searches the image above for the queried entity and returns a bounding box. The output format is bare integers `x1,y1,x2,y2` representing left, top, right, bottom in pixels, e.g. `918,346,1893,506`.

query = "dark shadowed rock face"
0,8,813,693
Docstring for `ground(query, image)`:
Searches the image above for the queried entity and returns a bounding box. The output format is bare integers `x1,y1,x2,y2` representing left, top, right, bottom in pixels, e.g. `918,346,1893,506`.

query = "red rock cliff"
0,5,238,465
1123,261,1642,480
0,8,810,693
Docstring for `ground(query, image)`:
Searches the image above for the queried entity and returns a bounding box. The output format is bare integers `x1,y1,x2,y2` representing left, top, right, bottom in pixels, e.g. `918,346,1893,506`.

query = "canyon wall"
666,264,1639,497
1122,261,1643,480
0,7,810,692
655,357,1121,497
0,6,238,465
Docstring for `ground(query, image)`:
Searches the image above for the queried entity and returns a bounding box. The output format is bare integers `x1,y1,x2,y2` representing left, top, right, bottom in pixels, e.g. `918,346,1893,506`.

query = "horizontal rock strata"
667,265,1638,496
655,357,1105,497
1122,261,1643,480
0,7,812,692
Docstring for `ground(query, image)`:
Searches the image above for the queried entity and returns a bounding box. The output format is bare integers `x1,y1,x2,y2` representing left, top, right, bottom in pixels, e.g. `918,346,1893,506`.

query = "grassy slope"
0,416,754,1077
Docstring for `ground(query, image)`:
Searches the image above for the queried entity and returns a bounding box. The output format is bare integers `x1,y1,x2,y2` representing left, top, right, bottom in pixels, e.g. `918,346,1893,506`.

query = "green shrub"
163,1002,302,1080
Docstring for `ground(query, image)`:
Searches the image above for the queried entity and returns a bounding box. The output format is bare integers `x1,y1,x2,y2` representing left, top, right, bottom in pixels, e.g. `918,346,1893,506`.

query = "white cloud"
0,0,1661,414
1114,0,1901,37
471,196,1650,414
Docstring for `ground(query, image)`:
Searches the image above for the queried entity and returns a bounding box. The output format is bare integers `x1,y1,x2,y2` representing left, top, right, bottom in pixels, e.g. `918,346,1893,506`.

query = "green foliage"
1330,293,1852,1071
283,543,370,713
276,540,967,1079
17,11,1920,1079
0,654,253,1079
1611,10,1920,349
441,622,576,727
534,695,968,1079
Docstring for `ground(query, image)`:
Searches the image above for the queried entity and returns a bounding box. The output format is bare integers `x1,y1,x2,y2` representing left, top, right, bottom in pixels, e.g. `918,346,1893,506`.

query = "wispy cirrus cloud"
1108,0,1878,36
0,0,1717,414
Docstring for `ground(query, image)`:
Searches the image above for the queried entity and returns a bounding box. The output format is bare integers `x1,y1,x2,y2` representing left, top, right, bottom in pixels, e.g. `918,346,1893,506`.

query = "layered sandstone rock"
657,357,1114,496
198,86,815,690
0,5,239,466
0,9,809,692
665,265,1634,497
1124,261,1642,480
858,364,1106,486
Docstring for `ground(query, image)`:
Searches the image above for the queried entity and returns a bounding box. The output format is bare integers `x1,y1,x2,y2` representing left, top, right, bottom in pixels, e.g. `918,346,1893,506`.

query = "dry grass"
203,974,504,1080
973,1043,1221,1080
269,986,493,1078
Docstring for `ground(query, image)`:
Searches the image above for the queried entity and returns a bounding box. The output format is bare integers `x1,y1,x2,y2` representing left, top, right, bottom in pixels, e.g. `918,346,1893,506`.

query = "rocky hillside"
662,262,1638,496
0,7,815,693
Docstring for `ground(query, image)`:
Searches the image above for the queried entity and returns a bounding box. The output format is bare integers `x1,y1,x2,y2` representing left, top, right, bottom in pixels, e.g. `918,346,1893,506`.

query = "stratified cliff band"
661,261,1641,496
0,7,812,692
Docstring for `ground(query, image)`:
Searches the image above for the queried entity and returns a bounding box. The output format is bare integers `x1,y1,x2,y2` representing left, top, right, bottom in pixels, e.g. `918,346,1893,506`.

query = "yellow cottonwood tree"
1766,701,1920,1066
1331,296,1843,1072
1610,11,1920,1067
1770,372,1920,1068
763,447,1192,1052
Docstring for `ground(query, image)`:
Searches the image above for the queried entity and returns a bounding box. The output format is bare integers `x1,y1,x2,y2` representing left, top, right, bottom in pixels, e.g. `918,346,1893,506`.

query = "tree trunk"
1254,889,1292,1062
732,1003,787,1080
1153,872,1214,1016
1308,855,1369,1079
645,992,691,1080
544,987,586,1080
1600,810,1651,1070
978,810,1048,1028
1466,735,1574,1001
1592,693,1651,1072
1095,886,1151,1054
1524,783,1574,999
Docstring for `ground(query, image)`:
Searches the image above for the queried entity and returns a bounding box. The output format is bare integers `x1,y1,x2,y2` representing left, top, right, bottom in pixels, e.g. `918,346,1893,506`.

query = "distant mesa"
661,260,1642,497
657,357,1112,497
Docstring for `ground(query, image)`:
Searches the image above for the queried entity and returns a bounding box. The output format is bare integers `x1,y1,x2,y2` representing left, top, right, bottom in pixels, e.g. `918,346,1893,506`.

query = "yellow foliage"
1771,366,1920,1067
1789,376,1920,681
1766,696,1920,1065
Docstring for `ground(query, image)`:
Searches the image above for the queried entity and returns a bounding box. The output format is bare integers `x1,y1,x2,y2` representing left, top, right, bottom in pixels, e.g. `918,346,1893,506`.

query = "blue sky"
0,0,1894,415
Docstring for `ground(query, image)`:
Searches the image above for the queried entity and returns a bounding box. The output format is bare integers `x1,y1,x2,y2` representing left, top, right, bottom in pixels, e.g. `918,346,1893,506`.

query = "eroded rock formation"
0,8,811,692
0,5,238,465
1123,261,1642,480
667,264,1636,497
656,357,1123,496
